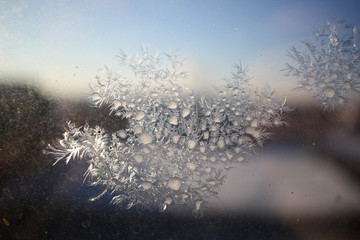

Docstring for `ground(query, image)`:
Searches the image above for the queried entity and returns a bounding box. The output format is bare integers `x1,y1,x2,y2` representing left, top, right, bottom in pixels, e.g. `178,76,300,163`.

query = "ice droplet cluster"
284,20,360,110
49,46,288,216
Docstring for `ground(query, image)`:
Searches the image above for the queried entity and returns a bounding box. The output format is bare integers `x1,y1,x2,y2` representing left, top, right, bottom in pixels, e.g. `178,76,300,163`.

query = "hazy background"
1,0,360,99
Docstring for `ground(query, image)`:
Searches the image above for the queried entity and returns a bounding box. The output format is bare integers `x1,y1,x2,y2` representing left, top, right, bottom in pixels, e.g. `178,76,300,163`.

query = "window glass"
1,1,360,239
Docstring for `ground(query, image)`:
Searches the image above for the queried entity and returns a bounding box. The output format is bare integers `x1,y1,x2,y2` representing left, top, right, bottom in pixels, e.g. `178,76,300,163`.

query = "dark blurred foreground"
0,83,360,239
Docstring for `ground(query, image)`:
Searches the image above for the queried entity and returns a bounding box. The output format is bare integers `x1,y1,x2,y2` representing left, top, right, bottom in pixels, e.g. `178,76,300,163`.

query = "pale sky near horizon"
1,0,360,99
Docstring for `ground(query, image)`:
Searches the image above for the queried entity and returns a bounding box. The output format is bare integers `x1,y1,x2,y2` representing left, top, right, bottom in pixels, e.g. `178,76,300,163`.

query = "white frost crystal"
49,46,288,216
284,20,360,110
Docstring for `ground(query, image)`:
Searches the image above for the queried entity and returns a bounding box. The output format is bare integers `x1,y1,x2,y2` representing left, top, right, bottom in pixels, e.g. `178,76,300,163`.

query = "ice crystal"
49,46,288,216
284,20,360,110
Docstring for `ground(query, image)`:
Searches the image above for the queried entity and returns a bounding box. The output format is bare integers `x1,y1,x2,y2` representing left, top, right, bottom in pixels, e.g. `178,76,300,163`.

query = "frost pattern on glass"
284,20,360,110
49,47,288,216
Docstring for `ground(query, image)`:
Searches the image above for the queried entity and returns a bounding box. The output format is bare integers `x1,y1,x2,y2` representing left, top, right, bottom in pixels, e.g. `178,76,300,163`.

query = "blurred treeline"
0,82,129,239
0,82,127,184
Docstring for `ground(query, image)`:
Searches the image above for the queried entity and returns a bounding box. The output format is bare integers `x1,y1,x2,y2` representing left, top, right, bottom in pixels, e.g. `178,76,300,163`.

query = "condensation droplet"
182,107,191,118
214,116,221,123
250,118,258,128
134,154,144,163
168,177,181,190
203,131,209,140
233,87,239,94
324,87,335,98
210,125,217,131
142,147,151,154
217,139,225,149
168,101,177,109
165,197,173,205
274,118,280,126
121,85,127,92
134,126,143,134
155,132,161,140
140,133,152,144
128,102,135,108
169,115,178,125
187,140,197,149
187,162,196,171
226,151,233,160
260,117,267,125
141,181,152,190
167,150,174,157
135,111,146,121
172,135,180,144
337,96,345,104
113,100,121,109
118,130,127,139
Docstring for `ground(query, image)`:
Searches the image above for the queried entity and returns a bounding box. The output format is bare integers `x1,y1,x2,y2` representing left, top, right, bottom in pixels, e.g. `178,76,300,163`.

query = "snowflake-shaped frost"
49,46,288,217
284,20,360,110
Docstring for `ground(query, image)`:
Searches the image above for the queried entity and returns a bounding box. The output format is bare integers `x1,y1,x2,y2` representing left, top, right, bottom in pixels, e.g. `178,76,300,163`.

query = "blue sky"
1,0,360,98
